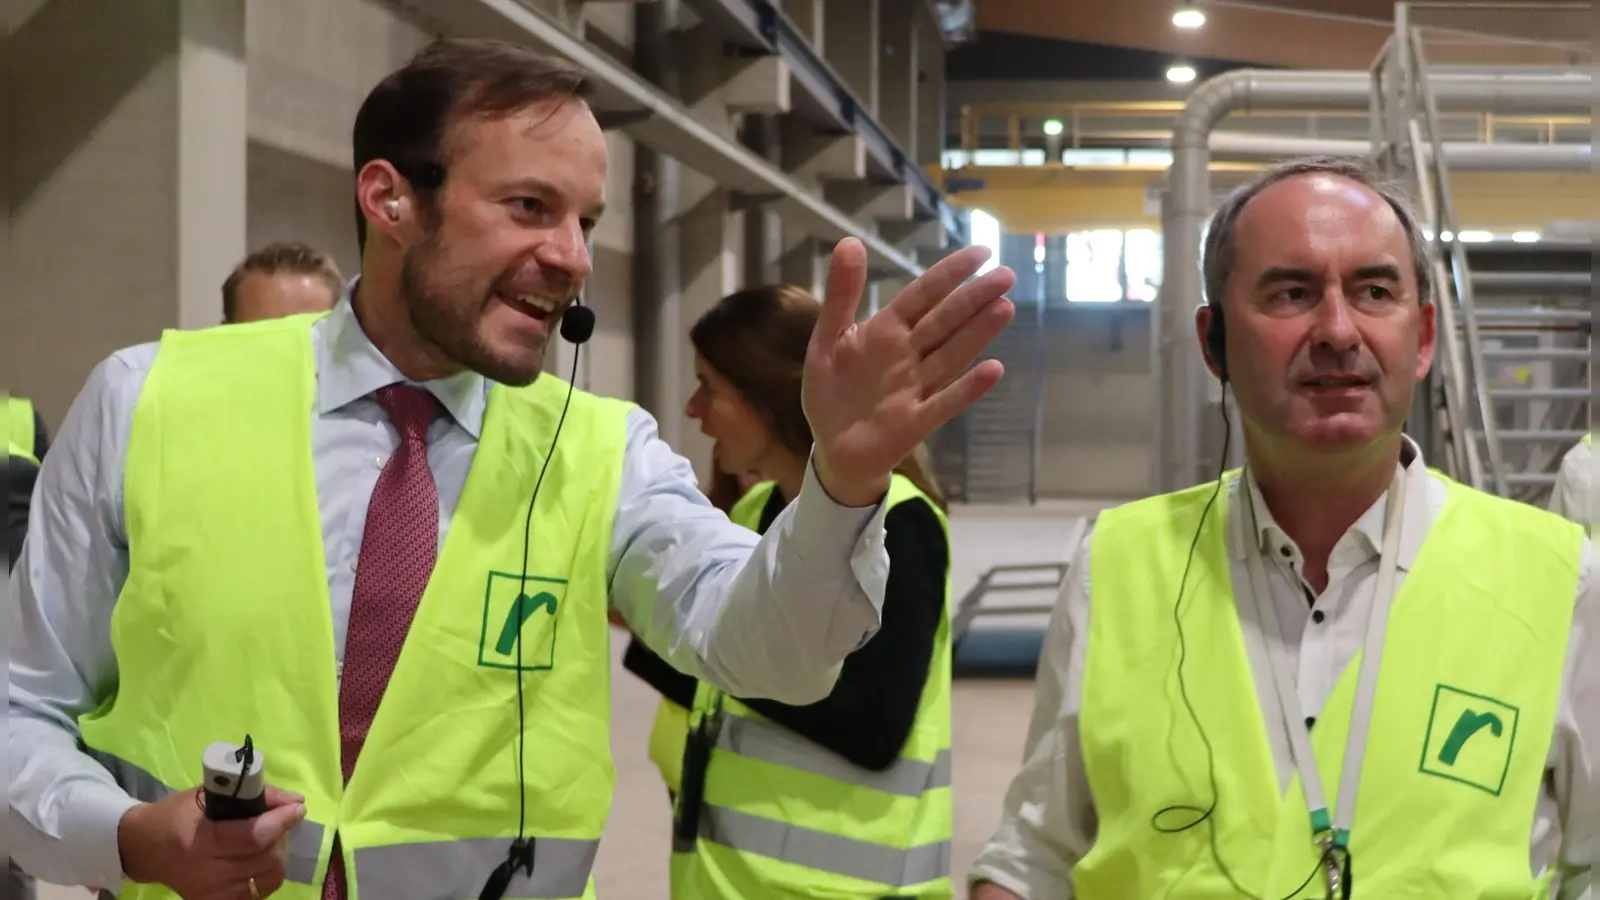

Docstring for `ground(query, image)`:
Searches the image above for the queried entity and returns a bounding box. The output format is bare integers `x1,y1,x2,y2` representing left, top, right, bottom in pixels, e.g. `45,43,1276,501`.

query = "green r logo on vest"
1419,683,1520,796
478,571,566,670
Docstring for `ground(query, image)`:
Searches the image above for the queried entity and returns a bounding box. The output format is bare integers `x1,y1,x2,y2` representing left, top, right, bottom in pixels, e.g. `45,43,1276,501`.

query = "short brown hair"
221,242,344,323
1202,156,1434,309
691,285,949,512
351,38,595,249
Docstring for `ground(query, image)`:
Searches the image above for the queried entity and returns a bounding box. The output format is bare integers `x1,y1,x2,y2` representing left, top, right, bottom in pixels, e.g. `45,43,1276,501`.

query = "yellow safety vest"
9,395,37,464
76,314,630,900
1073,472,1580,898
668,475,956,899
644,484,770,796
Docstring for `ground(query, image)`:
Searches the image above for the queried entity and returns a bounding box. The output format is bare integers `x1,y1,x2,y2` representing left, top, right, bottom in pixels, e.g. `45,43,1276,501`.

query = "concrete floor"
36,639,1038,900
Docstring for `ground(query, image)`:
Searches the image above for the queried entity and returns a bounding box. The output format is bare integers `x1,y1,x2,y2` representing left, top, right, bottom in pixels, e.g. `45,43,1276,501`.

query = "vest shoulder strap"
8,395,36,460
729,481,777,530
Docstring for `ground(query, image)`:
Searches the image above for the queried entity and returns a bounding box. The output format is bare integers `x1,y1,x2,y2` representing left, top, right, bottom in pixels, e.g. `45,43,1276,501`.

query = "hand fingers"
816,238,868,344
882,245,992,327
914,297,1017,393
211,799,306,857
916,359,1006,435
263,786,304,809
908,266,1016,357
239,846,288,898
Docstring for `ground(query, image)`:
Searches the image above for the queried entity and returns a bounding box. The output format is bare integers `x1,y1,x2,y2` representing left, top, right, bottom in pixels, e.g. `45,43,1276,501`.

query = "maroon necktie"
322,384,440,900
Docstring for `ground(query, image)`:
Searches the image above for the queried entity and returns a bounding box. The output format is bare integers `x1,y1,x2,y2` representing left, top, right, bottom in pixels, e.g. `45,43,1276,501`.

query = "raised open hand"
803,238,1016,507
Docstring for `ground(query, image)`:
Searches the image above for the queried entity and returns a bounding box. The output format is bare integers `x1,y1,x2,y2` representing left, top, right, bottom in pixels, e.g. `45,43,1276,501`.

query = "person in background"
622,284,957,900
705,441,762,514
9,393,51,463
7,393,51,900
222,240,344,324
969,156,1595,898
1549,433,1591,529
8,37,1015,900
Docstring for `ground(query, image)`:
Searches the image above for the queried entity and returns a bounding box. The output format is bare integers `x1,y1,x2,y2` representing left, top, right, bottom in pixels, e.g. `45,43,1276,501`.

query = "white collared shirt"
6,296,891,891
970,436,1598,899
1549,437,1592,530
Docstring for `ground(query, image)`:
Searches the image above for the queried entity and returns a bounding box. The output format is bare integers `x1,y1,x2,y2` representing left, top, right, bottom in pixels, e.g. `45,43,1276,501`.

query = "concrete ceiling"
972,0,1589,70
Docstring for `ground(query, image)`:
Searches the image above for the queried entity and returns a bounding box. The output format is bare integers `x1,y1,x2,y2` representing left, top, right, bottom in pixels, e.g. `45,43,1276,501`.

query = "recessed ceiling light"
1511,231,1541,243
1043,119,1064,136
1173,5,1206,28
1167,64,1197,84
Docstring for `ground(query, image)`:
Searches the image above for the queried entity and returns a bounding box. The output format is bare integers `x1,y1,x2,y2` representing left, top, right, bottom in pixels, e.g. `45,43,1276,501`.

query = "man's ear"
355,160,413,246
1415,299,1437,381
1194,303,1226,381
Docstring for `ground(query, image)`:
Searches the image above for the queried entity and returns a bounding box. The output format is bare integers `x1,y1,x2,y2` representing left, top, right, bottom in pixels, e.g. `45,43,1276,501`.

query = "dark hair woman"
621,283,956,900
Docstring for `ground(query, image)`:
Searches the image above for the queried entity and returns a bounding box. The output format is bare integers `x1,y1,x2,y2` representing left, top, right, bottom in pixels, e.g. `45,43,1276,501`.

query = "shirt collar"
1235,434,1429,571
313,278,490,437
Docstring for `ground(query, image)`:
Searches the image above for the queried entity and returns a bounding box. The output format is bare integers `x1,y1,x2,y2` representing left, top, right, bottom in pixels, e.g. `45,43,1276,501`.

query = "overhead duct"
1156,68,1594,491
1205,132,1591,171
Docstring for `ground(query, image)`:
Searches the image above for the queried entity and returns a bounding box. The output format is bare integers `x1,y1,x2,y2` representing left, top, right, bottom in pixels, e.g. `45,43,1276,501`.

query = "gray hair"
1200,156,1435,310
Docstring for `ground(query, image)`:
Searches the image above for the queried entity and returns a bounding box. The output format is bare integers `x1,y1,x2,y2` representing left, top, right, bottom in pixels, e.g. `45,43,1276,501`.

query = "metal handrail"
1408,24,1509,495
951,562,1070,641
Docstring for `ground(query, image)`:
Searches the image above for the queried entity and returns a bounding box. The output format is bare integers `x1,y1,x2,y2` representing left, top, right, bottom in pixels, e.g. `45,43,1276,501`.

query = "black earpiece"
1204,302,1228,382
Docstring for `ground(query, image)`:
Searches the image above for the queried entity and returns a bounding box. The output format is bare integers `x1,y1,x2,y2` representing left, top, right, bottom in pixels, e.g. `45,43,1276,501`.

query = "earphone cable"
1150,390,1330,900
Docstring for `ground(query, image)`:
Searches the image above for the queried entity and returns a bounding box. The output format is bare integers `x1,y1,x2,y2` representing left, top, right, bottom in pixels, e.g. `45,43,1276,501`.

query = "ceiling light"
1456,230,1494,243
1043,118,1064,136
1439,230,1455,242
1511,230,1541,243
1166,63,1197,84
1173,4,1206,28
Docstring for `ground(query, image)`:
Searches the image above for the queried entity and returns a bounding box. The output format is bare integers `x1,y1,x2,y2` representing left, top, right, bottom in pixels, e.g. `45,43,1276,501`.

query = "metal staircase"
932,298,1044,504
1370,12,1590,505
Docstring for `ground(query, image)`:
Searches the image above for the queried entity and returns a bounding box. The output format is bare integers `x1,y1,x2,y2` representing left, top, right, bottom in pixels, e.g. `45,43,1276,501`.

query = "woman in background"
621,284,956,900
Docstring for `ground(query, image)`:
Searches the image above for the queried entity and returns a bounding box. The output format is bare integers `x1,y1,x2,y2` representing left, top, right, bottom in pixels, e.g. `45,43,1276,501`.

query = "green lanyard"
1242,469,1408,898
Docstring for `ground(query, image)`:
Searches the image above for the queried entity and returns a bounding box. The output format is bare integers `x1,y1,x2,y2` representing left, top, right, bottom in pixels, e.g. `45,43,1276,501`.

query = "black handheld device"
201,735,268,821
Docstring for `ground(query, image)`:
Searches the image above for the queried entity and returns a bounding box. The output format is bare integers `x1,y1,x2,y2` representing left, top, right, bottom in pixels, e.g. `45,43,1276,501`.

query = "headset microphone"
559,298,595,344
479,293,593,900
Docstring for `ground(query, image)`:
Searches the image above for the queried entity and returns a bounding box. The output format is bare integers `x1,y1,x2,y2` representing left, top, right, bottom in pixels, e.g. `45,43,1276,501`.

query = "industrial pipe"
1205,131,1591,171
1157,68,1594,492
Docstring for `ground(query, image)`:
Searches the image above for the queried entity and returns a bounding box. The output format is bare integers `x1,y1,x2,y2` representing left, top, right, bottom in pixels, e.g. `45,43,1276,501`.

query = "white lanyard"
1241,467,1407,896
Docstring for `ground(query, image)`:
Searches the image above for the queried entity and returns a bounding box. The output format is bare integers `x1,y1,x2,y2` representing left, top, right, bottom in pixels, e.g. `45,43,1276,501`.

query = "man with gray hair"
968,156,1596,898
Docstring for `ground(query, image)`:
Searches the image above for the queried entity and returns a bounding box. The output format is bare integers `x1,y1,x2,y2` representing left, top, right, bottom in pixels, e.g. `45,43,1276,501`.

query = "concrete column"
877,0,919,157
6,0,246,425
783,0,824,50
779,237,827,297
914,13,945,168
824,0,879,115
177,0,248,329
741,116,786,287
665,17,748,479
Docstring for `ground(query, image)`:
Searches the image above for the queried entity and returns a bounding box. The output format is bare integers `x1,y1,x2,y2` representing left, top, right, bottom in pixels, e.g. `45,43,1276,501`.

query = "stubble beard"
399,234,547,387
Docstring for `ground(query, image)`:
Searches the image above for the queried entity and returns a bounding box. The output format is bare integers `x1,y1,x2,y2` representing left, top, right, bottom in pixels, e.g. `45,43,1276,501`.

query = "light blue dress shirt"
6,297,891,891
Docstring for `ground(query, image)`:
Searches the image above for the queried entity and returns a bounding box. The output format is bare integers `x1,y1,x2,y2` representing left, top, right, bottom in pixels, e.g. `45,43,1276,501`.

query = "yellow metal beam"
932,165,1595,235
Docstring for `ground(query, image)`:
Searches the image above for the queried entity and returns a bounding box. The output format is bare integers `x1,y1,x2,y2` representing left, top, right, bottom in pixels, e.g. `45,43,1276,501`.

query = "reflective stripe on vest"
92,746,601,897
1072,471,1580,899
671,474,956,899
75,314,628,900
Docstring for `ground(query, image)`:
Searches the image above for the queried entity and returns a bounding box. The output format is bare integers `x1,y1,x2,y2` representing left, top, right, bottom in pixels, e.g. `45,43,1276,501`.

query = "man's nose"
1309,288,1361,352
537,218,593,282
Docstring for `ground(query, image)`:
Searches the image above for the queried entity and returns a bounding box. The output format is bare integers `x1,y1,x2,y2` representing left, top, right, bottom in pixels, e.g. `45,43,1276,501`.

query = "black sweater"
622,487,949,771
